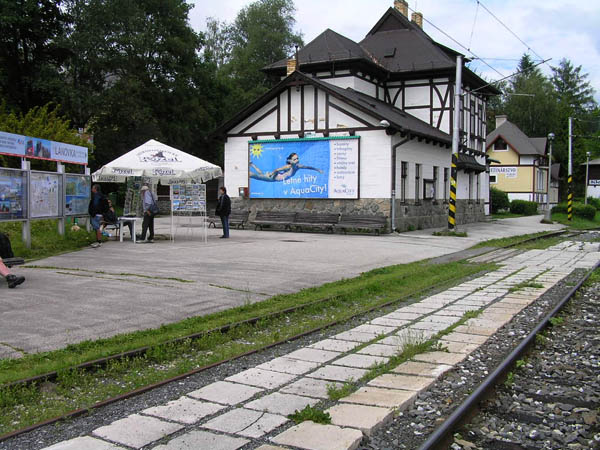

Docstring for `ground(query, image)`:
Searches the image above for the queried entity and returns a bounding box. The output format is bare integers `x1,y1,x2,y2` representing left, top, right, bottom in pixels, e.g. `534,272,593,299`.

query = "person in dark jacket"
88,184,109,248
215,186,231,238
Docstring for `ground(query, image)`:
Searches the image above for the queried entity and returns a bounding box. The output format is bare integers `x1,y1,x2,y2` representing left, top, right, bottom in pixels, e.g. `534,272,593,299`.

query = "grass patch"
0,219,98,260
551,212,600,230
508,281,544,293
288,405,331,424
432,230,468,237
327,380,358,401
472,231,556,249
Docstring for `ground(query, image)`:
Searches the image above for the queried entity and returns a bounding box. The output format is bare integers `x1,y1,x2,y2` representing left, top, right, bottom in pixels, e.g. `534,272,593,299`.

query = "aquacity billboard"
0,131,88,165
248,136,359,199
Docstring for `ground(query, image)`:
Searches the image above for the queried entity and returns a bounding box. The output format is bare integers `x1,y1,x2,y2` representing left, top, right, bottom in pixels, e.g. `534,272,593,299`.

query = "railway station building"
215,1,499,231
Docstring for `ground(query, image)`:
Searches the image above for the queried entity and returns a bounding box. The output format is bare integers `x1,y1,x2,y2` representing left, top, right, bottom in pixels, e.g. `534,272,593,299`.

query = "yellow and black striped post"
448,153,457,230
567,174,573,221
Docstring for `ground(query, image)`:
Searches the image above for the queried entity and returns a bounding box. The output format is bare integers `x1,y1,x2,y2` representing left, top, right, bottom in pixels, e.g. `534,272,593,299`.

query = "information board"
30,172,61,218
171,184,206,213
0,130,88,165
0,168,26,220
65,175,90,216
248,137,359,199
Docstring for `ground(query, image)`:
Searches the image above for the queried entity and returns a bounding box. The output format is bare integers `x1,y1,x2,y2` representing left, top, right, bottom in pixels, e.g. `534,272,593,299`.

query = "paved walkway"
0,216,564,358
40,237,600,450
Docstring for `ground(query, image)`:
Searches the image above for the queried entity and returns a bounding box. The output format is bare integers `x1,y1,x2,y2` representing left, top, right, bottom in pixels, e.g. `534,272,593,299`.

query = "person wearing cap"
139,185,158,243
88,184,109,248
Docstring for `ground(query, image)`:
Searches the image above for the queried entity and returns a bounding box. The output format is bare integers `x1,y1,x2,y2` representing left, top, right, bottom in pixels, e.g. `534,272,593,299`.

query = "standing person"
215,186,231,239
139,185,158,243
88,184,109,248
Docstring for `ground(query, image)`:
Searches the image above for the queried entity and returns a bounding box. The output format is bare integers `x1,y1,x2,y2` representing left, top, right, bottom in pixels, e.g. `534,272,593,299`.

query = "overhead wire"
467,0,479,51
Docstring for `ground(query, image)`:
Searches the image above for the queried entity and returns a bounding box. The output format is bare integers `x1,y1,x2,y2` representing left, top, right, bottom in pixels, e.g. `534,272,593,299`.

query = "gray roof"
486,120,546,156
585,157,600,166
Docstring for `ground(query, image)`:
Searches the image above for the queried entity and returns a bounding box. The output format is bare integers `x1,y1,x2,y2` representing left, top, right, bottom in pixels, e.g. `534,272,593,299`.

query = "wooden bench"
3,257,25,268
208,211,250,229
334,215,388,235
250,211,296,231
292,212,340,233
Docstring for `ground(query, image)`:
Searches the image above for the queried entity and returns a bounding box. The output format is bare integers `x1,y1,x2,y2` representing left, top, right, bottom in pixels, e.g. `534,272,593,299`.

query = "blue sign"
248,137,359,199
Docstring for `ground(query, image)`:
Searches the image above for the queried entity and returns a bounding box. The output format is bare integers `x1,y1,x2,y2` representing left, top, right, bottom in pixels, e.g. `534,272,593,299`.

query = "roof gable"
486,120,546,156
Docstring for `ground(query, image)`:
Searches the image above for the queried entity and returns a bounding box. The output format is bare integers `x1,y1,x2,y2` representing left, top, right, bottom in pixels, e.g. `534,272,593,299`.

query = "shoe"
90,242,101,248
6,275,25,289
219,236,226,239
147,239,154,243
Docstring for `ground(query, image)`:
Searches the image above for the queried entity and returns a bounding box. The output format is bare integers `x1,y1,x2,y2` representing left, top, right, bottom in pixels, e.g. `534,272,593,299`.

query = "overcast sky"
188,0,600,102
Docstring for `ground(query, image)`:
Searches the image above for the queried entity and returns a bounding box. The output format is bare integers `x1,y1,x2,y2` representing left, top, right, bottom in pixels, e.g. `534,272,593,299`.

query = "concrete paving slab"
421,315,461,325
412,351,466,365
307,365,368,382
332,353,389,369
255,446,288,450
187,381,263,405
326,403,394,436
153,430,249,450
280,377,343,399
464,318,504,330
92,414,183,449
438,340,481,354
395,306,437,314
442,332,490,345
141,396,225,424
452,325,498,336
202,408,288,438
357,343,400,357
257,357,320,375
409,321,448,331
383,312,422,321
225,368,296,390
391,360,453,379
285,348,341,363
41,437,124,450
271,421,363,450
340,386,416,409
308,339,358,353
332,330,380,343
432,309,464,317
368,373,433,392
478,312,515,322
351,324,397,335
369,317,410,328
244,392,319,416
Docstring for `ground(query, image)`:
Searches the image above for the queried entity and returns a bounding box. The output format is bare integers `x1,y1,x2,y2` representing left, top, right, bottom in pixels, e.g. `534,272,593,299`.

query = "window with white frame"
444,168,449,201
415,163,421,203
468,172,474,201
433,166,438,200
401,161,407,202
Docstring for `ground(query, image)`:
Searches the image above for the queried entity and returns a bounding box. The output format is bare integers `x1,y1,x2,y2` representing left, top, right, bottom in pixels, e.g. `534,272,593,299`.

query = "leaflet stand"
170,184,207,243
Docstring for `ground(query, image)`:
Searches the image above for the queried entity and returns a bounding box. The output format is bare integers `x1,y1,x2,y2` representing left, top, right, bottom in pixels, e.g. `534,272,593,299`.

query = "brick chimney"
286,58,296,76
411,11,423,28
394,0,408,18
495,115,508,129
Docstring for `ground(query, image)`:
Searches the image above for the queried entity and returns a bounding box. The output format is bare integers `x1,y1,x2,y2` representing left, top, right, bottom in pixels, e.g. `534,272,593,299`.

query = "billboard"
0,130,88,165
65,175,90,216
30,172,61,218
248,137,359,199
0,168,26,220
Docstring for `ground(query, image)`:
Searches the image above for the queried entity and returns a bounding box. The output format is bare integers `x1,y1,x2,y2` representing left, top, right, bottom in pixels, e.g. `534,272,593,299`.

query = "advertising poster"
0,169,26,220
0,130,88,165
248,137,359,199
0,131,26,157
171,184,206,213
65,175,90,215
30,172,60,218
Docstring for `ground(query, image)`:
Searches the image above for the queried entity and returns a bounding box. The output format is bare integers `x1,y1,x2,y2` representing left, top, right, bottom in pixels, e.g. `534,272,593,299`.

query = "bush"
551,203,568,214
490,187,510,213
510,200,538,215
573,202,596,220
587,197,600,210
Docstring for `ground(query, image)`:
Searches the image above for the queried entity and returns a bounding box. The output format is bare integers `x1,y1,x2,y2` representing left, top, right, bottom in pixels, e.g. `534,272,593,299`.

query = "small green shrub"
490,187,510,213
587,197,600,210
551,203,568,214
510,200,538,215
572,203,596,220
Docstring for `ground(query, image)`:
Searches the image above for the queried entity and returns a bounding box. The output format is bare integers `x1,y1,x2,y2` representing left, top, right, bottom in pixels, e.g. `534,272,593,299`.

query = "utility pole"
448,55,462,230
568,117,573,221
544,133,554,221
585,151,591,205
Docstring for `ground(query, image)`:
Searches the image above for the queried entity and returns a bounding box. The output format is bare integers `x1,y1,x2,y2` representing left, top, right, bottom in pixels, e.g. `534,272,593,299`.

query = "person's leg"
91,215,102,247
219,216,226,237
140,214,149,241
148,213,155,241
223,215,230,238
0,258,25,288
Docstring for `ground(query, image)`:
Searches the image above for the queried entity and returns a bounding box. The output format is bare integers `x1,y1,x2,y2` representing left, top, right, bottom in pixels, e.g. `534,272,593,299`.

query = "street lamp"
544,132,555,221
585,151,591,205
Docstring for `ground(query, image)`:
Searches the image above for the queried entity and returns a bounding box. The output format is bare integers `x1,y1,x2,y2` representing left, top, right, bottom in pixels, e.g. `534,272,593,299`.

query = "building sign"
248,137,359,199
489,166,517,178
589,179,600,186
0,130,88,165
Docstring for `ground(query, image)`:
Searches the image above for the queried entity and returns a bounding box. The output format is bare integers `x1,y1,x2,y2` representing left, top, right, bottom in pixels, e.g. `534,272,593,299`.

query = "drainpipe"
391,136,410,232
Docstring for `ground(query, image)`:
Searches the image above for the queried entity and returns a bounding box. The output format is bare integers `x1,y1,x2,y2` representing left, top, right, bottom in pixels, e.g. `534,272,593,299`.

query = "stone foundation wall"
229,197,485,233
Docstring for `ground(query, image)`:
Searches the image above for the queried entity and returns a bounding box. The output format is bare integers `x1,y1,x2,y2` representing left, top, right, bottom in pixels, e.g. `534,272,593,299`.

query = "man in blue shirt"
139,185,157,243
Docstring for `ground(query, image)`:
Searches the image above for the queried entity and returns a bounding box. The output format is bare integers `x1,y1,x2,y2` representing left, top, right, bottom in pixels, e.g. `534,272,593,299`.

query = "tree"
0,0,71,112
202,17,235,69
551,58,596,116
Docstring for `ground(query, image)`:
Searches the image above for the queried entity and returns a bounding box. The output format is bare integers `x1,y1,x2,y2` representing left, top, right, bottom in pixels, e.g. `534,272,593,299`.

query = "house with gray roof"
486,115,558,208
215,1,500,231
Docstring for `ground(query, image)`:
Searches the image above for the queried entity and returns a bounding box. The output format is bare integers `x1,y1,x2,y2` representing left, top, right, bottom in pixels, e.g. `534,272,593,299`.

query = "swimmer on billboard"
249,152,323,182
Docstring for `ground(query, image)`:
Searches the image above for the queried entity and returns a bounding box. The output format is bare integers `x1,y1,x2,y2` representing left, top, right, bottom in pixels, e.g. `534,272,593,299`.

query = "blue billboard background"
249,139,330,198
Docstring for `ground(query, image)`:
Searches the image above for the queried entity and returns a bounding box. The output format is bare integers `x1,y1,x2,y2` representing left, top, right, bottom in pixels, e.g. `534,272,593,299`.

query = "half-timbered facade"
215,1,499,231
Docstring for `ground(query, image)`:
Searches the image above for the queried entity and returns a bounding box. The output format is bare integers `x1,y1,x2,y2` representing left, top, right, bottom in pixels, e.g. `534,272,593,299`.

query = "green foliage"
549,316,564,326
553,202,597,220
327,381,358,401
288,405,331,424
490,187,510,213
509,200,538,215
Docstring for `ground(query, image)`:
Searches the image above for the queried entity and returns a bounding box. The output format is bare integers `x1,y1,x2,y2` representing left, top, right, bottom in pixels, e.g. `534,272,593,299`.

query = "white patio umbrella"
92,139,222,184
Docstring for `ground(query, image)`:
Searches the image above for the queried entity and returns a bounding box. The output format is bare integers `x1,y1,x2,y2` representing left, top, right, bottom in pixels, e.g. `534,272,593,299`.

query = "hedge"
490,187,510,213
509,200,538,215
552,202,597,220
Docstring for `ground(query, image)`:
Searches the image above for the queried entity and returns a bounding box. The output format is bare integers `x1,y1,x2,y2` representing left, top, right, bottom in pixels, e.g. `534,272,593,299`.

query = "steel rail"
418,260,600,450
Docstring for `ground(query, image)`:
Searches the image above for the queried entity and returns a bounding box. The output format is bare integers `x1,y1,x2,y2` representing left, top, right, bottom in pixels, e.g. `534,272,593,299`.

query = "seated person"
100,199,134,239
0,257,25,289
